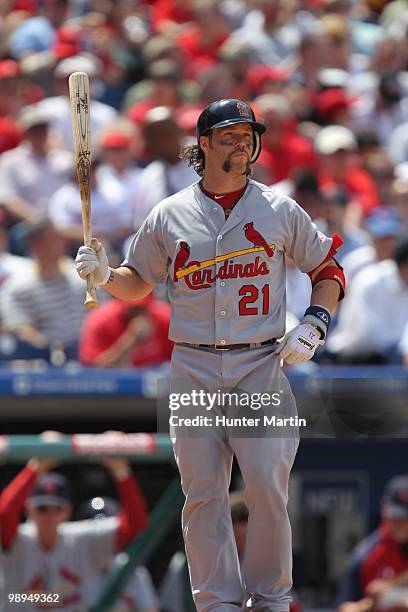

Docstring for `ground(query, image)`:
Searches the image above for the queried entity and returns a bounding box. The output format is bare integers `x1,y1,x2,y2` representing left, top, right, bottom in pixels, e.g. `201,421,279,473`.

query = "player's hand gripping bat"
68,71,98,308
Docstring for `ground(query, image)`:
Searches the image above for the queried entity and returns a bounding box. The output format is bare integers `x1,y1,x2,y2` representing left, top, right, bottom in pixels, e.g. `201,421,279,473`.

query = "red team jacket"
336,523,408,605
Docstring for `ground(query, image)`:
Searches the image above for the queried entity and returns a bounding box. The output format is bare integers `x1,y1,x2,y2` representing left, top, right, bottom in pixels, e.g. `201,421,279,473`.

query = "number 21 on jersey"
238,284,270,316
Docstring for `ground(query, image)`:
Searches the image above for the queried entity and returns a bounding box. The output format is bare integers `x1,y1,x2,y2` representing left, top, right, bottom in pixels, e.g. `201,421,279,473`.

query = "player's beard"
222,152,251,175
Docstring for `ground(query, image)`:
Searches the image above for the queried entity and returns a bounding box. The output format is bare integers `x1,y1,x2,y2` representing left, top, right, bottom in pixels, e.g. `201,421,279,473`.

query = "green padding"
2,433,173,463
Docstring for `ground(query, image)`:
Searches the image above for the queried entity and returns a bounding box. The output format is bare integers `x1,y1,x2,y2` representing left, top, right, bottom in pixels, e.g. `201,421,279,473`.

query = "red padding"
327,233,344,258
313,265,346,300
308,233,344,279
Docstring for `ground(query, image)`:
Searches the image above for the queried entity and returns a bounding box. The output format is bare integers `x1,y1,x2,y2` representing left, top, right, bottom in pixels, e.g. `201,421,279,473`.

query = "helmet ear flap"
250,130,261,163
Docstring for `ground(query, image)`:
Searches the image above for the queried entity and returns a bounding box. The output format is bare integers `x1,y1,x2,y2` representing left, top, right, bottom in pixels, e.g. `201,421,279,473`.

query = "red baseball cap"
315,88,357,121
246,65,288,95
0,60,20,81
100,131,132,148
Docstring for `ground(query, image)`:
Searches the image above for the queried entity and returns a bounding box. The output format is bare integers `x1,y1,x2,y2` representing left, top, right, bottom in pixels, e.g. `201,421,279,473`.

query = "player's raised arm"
75,238,154,301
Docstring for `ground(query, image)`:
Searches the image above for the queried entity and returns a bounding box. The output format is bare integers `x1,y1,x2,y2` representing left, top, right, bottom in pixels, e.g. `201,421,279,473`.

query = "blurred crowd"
0,0,408,366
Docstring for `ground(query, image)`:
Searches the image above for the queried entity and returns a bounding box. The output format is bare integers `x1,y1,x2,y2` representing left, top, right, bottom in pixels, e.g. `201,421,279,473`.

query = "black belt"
177,339,277,351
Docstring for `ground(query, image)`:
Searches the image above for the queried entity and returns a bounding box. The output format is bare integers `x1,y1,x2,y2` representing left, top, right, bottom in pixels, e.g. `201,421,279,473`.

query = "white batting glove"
275,323,323,365
75,238,110,287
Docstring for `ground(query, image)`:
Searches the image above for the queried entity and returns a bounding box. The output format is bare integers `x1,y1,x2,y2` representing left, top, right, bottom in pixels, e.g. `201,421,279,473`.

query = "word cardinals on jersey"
173,220,276,290
184,255,269,290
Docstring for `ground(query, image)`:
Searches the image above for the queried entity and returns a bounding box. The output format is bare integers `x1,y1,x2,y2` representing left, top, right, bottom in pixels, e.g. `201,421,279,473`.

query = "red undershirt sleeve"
0,465,38,550
114,474,148,551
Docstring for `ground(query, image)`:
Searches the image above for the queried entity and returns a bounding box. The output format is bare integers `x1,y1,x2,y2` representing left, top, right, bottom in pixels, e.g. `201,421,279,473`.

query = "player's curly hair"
179,144,205,177
179,132,252,177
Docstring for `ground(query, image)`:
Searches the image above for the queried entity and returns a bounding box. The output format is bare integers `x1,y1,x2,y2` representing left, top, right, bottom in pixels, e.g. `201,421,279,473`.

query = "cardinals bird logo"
236,101,250,117
243,222,275,257
173,241,190,281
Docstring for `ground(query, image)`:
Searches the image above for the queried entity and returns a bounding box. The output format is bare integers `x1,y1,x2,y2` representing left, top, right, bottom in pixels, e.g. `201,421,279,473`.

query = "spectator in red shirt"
79,294,173,367
254,93,317,183
315,125,380,221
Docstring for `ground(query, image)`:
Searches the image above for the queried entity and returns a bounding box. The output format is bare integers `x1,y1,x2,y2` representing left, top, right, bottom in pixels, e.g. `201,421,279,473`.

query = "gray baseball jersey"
123,179,332,344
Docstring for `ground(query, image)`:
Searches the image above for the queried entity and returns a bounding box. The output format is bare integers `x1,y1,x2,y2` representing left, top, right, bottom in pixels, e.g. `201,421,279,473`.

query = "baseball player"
0,457,147,610
75,99,346,611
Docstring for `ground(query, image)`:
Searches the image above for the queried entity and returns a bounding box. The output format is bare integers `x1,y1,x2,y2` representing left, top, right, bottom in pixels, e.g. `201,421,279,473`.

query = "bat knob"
84,294,99,309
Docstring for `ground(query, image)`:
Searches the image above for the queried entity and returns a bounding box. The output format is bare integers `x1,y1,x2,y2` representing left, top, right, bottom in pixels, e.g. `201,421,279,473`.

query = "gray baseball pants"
169,343,299,612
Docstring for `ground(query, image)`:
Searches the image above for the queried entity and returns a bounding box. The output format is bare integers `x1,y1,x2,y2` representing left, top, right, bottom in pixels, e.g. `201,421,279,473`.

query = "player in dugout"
75,98,346,611
0,454,147,610
336,475,408,612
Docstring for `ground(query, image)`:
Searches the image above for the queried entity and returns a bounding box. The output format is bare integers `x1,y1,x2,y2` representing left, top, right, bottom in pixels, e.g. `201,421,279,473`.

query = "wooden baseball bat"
68,71,98,309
